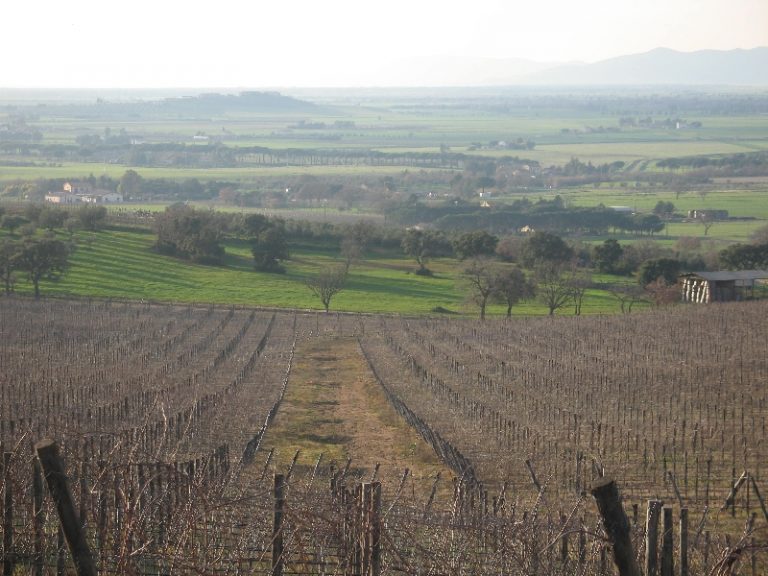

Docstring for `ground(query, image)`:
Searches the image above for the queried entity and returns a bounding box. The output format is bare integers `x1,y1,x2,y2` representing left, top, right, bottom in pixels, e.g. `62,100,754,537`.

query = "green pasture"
2,227,644,316
553,186,768,219
108,203,385,223
9,100,768,171
662,221,765,243
523,139,762,167
0,163,418,184
2,104,768,209
12,229,464,313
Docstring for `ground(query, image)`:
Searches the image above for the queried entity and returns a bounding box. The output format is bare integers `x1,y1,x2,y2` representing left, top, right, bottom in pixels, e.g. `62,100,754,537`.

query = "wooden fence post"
590,478,641,576
2,453,13,576
750,476,768,523
680,508,689,576
661,506,674,576
35,439,97,576
33,460,44,576
272,474,286,576
645,499,663,576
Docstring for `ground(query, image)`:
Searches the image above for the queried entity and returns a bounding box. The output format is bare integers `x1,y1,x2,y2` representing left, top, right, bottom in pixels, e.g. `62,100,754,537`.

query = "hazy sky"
4,0,767,87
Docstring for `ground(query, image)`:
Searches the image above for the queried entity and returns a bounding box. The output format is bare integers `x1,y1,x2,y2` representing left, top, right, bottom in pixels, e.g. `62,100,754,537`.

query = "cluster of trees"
394,227,706,303
591,237,707,288
462,231,593,318
0,227,69,298
116,170,236,201
305,228,612,315
457,229,734,317
152,206,290,272
719,242,768,270
0,173,236,203
400,229,454,275
0,115,43,143
652,201,676,219
392,197,668,237
1,204,107,236
461,260,535,319
0,203,121,298
245,215,289,273
153,205,226,264
657,151,768,173
589,238,687,278
0,203,117,298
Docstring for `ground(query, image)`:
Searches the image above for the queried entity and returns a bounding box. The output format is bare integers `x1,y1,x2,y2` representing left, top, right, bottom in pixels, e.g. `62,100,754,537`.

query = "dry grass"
260,335,453,495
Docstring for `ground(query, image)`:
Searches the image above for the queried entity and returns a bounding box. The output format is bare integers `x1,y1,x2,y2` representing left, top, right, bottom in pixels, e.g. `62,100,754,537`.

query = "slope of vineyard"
0,297,766,574
362,304,768,500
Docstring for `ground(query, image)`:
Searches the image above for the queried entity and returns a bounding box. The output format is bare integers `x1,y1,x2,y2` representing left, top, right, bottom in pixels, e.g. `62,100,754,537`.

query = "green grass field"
2,227,648,316
0,163,421,184
522,139,762,167
552,186,768,219
4,95,768,176
24,229,465,313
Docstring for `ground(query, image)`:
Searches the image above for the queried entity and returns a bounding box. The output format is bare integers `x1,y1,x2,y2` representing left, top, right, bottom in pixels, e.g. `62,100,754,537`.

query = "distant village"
44,183,123,205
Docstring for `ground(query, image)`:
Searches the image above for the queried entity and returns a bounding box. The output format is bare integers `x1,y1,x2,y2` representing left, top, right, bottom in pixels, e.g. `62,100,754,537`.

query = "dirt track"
260,335,451,492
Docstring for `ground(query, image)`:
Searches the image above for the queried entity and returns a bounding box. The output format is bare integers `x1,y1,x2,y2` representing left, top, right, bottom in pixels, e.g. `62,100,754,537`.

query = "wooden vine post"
2,453,12,576
34,439,97,576
645,499,663,576
679,508,689,576
590,478,641,576
360,482,382,576
272,474,286,576
33,460,44,576
661,506,674,576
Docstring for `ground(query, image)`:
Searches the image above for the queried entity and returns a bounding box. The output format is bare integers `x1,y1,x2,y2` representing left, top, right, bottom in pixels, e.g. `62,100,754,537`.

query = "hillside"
158,90,318,114
522,47,768,86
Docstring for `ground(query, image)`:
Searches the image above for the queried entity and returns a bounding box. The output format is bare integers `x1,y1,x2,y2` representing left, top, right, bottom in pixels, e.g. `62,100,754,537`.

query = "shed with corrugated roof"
680,270,768,303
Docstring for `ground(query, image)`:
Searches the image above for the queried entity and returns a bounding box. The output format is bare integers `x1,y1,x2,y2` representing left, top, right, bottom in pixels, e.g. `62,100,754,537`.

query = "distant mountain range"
522,47,768,86
387,47,768,86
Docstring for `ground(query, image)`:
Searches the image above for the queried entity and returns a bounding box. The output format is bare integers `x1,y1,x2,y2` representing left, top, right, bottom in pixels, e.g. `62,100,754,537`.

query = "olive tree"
16,238,69,298
492,265,535,318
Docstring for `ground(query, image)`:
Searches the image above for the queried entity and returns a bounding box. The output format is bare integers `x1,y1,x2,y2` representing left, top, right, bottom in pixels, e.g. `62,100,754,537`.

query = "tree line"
392,196,668,236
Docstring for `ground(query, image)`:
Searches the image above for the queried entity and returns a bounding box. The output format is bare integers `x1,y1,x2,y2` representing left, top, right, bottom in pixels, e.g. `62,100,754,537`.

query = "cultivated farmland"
1,297,767,574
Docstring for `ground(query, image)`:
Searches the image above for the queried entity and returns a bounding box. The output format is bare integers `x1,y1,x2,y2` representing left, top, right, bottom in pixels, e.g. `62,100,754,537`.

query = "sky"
3,0,767,88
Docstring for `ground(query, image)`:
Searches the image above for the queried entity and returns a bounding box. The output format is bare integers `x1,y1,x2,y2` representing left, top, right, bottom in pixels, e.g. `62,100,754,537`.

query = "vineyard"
1,297,767,575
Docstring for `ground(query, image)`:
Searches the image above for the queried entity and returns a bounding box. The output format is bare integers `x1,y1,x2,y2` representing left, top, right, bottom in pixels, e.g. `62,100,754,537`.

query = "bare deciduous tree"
568,268,592,316
644,277,680,307
608,284,647,314
306,266,348,312
340,235,363,272
461,259,497,320
534,262,572,316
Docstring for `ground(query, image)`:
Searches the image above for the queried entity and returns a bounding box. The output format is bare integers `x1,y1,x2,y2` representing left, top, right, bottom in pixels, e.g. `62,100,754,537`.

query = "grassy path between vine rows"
258,336,453,496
